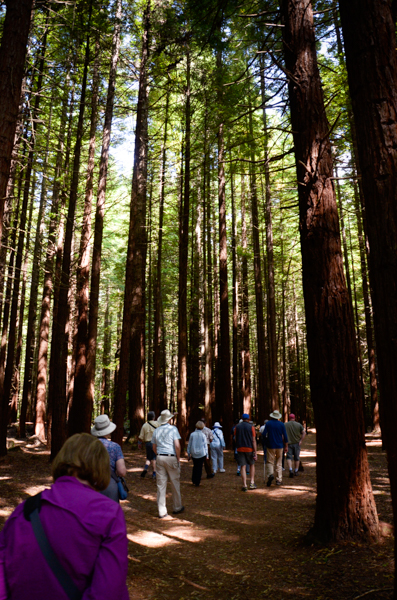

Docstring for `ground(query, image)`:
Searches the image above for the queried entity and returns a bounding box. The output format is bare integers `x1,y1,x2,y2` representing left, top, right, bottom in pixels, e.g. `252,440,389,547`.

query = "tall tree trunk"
101,287,112,415
10,176,35,424
112,1,149,445
188,191,200,432
86,0,122,431
240,175,251,415
248,127,268,423
280,0,379,541
20,101,52,437
177,51,190,447
68,38,100,435
230,159,239,420
259,61,278,412
153,82,169,416
35,74,72,443
203,112,214,423
49,2,93,460
0,28,47,452
217,49,232,436
0,0,34,256
338,0,397,581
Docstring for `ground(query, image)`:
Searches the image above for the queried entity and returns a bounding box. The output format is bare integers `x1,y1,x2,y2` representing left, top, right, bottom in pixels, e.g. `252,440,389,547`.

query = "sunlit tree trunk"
153,82,169,416
0,0,34,258
49,2,93,460
281,0,379,541
113,1,149,444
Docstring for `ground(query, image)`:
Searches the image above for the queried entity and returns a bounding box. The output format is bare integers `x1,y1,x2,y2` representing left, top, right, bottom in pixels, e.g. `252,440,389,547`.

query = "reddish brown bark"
68,39,100,436
153,84,169,416
177,51,190,448
240,176,251,416
49,3,93,460
113,2,150,445
338,0,397,585
280,0,379,541
0,0,33,258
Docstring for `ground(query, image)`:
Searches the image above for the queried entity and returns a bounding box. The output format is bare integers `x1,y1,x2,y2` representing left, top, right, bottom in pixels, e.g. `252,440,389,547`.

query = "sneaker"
242,486,248,492
249,483,257,490
140,470,147,478
207,473,215,479
173,506,185,515
236,471,241,476
294,471,299,476
159,513,168,518
219,469,226,473
276,481,282,486
289,471,294,478
152,473,156,479
267,474,274,487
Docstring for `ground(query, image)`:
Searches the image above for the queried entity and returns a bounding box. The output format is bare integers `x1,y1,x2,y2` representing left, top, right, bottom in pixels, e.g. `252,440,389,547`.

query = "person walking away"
187,421,208,486
284,413,306,477
201,417,215,479
235,413,257,491
151,410,184,518
138,411,159,479
262,410,288,487
91,414,127,502
210,422,226,473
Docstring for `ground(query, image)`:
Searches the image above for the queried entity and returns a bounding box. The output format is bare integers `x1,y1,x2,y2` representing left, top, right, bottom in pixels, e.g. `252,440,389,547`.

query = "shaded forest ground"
0,429,394,599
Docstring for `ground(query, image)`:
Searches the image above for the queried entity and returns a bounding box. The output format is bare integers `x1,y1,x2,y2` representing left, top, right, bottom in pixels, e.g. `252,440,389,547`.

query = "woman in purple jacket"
0,433,129,600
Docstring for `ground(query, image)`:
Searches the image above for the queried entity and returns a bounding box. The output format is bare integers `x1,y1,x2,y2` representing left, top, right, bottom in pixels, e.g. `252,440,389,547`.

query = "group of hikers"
0,409,306,598
137,408,306,516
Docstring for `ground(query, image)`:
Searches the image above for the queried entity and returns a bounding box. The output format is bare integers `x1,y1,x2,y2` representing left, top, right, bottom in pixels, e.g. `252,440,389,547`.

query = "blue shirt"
99,438,124,471
151,423,181,455
262,420,288,449
187,430,208,458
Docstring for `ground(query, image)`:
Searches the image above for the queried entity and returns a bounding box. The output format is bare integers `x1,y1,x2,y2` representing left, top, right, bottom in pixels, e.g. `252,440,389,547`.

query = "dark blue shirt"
262,420,288,449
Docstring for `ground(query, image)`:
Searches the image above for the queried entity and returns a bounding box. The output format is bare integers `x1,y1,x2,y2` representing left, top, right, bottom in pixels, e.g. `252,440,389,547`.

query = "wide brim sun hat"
157,409,175,425
269,410,282,420
213,422,222,428
91,414,116,437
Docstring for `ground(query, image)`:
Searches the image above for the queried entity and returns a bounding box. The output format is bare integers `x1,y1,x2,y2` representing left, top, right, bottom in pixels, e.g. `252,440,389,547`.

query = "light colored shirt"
0,476,129,600
151,423,181,455
187,430,208,458
202,426,213,444
211,428,225,448
138,420,159,442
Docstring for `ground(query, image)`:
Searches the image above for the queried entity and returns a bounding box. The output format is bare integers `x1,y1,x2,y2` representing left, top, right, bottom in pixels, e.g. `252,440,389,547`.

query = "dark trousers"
192,456,206,486
204,445,213,475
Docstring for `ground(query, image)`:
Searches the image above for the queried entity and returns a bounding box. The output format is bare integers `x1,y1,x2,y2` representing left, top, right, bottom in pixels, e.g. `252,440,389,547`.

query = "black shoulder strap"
148,421,156,429
24,492,82,600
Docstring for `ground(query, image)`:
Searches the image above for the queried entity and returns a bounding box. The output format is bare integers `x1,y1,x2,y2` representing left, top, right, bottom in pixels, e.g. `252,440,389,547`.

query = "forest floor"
0,429,394,600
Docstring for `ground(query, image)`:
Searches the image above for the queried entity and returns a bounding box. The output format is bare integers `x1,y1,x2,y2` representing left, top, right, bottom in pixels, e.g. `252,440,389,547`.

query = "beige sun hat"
157,409,176,425
269,410,282,420
91,414,116,437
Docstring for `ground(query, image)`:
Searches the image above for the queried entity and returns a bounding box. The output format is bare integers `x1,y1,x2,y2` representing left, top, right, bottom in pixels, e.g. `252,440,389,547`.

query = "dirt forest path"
0,430,394,599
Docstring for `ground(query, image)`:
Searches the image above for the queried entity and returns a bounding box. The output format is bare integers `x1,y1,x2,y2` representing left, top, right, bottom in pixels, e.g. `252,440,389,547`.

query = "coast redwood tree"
280,0,379,541
0,0,34,251
338,0,397,589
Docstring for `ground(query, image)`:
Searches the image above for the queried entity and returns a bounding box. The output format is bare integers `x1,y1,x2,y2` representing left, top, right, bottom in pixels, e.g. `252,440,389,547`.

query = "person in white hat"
210,422,226,473
151,410,184,518
91,415,127,502
262,410,288,487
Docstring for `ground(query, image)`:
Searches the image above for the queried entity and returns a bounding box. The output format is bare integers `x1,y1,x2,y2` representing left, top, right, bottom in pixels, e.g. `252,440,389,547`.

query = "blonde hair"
196,421,204,430
52,433,110,491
